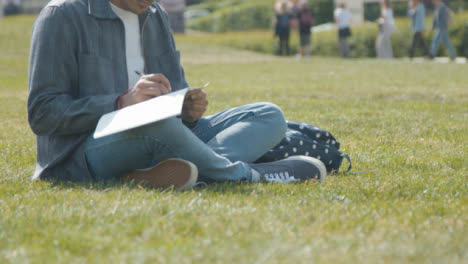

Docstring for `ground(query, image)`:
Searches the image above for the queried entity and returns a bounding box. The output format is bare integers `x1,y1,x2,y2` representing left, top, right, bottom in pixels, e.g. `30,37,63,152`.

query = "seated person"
28,0,327,189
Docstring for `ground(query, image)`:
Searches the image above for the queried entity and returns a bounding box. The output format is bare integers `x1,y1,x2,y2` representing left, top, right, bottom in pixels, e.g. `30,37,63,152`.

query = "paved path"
411,57,467,64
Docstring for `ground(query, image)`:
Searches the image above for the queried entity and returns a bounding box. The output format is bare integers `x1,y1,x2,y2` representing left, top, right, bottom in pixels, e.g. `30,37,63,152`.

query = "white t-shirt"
334,8,351,29
384,8,395,27
110,3,145,89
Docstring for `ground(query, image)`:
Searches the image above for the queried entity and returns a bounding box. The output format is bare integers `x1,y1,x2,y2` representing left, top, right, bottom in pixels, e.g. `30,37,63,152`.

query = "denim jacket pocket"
78,54,115,97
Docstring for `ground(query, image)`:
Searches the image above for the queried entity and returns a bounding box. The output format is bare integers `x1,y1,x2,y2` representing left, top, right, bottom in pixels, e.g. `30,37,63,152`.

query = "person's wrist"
182,118,199,128
117,89,130,109
182,114,197,123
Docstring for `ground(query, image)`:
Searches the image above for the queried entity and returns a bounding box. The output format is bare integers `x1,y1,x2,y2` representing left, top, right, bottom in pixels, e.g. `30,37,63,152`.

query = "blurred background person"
376,0,396,59
429,0,456,60
296,1,314,59
408,0,428,58
290,0,300,32
3,0,21,16
159,0,186,33
275,1,292,56
334,2,352,58
464,22,468,58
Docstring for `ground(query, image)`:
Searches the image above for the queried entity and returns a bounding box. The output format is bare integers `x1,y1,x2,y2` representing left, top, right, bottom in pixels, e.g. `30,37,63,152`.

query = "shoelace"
263,171,298,183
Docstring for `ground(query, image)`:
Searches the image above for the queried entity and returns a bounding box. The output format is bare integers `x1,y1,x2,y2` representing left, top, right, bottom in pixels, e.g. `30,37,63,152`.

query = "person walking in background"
334,2,352,58
275,2,292,56
296,2,314,59
4,0,21,16
429,0,456,60
464,22,468,58
0,0,4,19
290,0,300,30
376,0,396,59
408,0,428,58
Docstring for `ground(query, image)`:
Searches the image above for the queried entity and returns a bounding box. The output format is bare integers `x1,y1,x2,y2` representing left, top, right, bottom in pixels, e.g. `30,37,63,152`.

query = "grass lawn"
1,16,467,263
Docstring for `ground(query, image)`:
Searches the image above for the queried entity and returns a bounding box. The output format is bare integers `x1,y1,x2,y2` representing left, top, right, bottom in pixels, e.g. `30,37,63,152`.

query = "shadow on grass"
43,172,355,195
45,178,261,194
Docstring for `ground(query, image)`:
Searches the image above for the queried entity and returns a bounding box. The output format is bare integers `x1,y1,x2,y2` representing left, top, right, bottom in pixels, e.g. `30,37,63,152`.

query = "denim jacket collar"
88,0,157,20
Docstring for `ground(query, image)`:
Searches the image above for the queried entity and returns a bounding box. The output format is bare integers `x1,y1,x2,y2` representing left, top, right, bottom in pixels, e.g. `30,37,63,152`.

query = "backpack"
299,10,314,26
256,121,352,174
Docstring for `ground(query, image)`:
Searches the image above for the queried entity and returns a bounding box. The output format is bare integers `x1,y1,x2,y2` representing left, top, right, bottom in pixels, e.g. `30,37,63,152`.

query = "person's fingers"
138,88,163,98
186,110,204,119
142,73,171,92
183,99,206,118
186,88,206,100
135,79,156,89
191,93,203,100
136,82,171,96
151,82,170,95
186,94,208,104
184,99,208,110
188,104,207,112
136,80,171,94
190,89,206,100
192,100,208,107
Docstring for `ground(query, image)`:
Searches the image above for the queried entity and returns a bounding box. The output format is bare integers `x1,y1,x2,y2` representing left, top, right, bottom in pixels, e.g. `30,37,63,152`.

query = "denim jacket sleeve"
28,6,119,136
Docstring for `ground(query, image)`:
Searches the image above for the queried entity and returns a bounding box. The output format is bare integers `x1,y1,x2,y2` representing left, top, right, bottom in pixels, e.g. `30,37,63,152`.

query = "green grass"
1,16,467,263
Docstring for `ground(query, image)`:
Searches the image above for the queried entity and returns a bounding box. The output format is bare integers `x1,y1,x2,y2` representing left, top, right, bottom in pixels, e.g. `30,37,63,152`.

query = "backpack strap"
340,153,352,173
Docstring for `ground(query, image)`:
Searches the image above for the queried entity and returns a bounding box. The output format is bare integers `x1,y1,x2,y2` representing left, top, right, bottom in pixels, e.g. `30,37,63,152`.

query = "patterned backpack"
256,121,351,173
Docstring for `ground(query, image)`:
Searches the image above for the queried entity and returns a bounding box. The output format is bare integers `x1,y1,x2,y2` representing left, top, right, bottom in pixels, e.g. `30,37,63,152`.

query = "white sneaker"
122,159,198,190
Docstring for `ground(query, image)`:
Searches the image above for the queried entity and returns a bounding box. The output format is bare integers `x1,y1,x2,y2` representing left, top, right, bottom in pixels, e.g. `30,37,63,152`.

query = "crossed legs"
84,102,287,183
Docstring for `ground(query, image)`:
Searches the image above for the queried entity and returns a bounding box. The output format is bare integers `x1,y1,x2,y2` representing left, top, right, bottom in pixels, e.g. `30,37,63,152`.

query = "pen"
192,82,210,90
135,70,144,77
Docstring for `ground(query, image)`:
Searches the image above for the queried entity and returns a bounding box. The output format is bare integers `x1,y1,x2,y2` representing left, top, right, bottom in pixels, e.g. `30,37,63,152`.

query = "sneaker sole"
122,159,198,190
287,156,327,182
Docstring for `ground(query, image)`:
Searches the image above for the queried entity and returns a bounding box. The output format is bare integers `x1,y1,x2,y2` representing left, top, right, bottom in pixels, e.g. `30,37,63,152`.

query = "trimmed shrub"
364,1,409,21
309,0,334,25
187,1,467,33
180,12,468,58
187,0,334,33
187,1,273,33
186,0,248,13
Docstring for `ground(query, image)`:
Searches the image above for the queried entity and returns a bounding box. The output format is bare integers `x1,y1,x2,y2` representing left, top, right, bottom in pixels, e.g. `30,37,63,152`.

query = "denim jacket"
28,0,189,181
433,3,448,31
409,3,425,33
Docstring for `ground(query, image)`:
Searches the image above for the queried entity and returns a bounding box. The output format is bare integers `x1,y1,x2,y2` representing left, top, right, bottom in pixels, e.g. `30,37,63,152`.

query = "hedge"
186,0,249,13
186,0,334,32
187,1,467,33
187,1,273,33
347,12,468,58
179,12,468,58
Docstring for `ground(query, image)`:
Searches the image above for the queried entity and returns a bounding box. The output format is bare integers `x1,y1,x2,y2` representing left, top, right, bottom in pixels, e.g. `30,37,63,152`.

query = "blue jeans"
84,102,287,182
430,29,456,58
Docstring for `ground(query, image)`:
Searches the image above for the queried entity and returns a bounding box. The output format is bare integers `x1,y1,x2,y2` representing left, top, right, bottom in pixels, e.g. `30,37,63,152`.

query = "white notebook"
93,88,189,139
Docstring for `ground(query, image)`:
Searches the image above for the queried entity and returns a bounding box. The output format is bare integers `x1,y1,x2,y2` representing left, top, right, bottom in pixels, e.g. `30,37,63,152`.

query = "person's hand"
119,74,171,108
181,88,208,123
